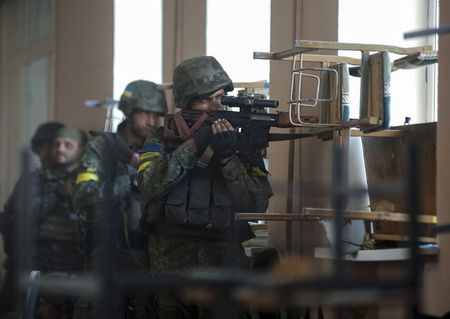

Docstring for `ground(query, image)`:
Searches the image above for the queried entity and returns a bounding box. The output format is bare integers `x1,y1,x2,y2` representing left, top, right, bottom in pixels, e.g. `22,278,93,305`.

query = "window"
338,0,439,125
206,0,271,93
113,0,163,130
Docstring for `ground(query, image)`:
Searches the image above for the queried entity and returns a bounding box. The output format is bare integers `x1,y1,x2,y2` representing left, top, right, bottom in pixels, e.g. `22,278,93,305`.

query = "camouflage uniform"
137,56,273,319
72,80,167,319
0,170,41,315
0,166,85,317
0,123,80,317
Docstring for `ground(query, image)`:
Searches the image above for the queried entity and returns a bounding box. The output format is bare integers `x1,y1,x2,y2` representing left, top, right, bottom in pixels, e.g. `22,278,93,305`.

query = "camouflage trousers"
148,232,250,319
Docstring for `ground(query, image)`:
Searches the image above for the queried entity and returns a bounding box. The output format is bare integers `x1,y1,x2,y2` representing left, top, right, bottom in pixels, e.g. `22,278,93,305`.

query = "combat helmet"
118,80,168,115
31,122,64,154
173,56,234,109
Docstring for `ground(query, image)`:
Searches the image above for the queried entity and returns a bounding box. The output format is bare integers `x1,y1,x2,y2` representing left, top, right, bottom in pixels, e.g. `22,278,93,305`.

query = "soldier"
0,121,63,316
34,126,87,318
0,125,87,318
137,56,273,318
72,80,167,318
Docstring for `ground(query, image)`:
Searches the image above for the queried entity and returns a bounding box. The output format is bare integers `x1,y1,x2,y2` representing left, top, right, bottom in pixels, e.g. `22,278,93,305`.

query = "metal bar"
16,149,35,318
404,25,450,39
331,146,346,284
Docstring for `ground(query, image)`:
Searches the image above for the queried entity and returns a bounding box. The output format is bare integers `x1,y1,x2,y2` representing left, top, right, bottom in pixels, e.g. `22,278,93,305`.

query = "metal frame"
254,40,434,130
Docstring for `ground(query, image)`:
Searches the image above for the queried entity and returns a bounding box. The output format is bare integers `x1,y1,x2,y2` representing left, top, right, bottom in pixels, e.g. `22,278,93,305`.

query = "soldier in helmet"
72,80,167,318
1,121,63,316
137,56,273,318
0,124,87,318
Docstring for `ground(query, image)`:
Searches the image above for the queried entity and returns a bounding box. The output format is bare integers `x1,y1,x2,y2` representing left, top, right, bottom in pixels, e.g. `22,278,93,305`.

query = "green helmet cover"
173,56,234,109
31,122,65,153
54,126,88,147
118,80,168,115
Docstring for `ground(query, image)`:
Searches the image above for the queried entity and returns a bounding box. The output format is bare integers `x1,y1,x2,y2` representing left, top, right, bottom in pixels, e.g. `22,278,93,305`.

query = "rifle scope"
221,96,279,109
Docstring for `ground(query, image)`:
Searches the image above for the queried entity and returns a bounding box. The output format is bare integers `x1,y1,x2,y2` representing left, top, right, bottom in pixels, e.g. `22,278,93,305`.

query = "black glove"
193,124,212,154
211,130,237,159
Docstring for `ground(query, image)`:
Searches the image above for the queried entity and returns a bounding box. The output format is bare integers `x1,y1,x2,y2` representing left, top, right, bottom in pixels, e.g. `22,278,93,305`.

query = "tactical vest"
36,171,84,272
38,171,78,243
165,165,234,230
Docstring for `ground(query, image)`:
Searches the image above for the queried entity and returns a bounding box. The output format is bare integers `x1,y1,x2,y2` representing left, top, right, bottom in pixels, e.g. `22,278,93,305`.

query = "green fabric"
137,127,273,228
72,129,148,251
54,126,88,146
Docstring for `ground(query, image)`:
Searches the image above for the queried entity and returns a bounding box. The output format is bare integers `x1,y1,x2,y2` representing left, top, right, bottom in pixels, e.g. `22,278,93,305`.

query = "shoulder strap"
174,111,209,141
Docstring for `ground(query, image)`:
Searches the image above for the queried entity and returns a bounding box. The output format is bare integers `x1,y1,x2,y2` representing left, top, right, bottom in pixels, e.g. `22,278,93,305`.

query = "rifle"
164,96,316,151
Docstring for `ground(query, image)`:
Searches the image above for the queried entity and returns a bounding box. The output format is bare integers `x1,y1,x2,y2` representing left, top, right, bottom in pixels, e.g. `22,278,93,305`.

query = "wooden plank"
370,233,437,244
249,224,268,231
238,210,437,224
315,247,438,261
236,213,309,221
369,53,383,124
362,122,437,236
294,40,432,55
253,52,362,65
233,81,268,89
303,208,437,224
350,129,403,137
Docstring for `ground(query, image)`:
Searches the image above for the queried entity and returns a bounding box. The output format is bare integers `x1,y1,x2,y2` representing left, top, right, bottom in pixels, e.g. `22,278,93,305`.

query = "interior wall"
422,1,450,315
54,0,113,133
162,0,206,113
0,0,56,207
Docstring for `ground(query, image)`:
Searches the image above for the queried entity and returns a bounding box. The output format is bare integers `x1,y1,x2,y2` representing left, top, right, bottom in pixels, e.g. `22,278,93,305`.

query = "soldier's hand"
192,124,212,155
211,119,237,159
130,152,140,168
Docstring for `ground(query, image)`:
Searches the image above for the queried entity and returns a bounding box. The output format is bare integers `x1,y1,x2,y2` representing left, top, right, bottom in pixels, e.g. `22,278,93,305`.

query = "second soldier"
72,80,167,318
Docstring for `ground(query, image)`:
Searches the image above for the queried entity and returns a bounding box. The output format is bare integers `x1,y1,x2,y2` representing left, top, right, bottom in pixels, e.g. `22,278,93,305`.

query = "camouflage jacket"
1,168,83,272
1,170,42,257
72,122,147,252
137,126,273,240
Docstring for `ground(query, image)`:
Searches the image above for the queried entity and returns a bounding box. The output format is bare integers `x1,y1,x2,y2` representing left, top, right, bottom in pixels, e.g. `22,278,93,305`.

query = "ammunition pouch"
165,166,233,230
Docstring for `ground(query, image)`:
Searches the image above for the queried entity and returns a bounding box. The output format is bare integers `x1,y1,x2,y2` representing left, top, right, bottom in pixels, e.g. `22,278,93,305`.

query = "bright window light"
206,0,271,85
338,0,438,125
113,0,162,129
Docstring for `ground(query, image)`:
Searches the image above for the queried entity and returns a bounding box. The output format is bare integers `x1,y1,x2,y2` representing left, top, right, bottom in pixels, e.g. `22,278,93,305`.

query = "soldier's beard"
127,119,150,140
53,152,79,171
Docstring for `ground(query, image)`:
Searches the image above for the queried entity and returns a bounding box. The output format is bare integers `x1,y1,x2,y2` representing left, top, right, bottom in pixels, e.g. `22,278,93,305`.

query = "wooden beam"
294,40,432,55
350,129,403,137
304,208,437,224
236,213,309,221
370,233,437,244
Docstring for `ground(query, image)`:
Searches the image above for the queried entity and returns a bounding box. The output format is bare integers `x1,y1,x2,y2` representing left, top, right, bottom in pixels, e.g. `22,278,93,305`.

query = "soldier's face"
190,89,225,112
52,137,82,168
128,110,159,139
